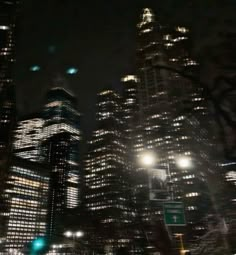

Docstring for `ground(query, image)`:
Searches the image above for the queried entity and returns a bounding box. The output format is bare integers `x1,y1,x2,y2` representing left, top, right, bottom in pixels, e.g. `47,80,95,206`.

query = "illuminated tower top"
138,8,155,28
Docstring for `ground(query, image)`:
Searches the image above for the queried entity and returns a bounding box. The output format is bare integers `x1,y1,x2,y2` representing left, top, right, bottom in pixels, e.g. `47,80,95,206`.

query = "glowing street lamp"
75,231,84,238
64,230,73,238
176,156,192,169
138,151,156,167
63,230,85,254
138,152,193,201
64,230,84,239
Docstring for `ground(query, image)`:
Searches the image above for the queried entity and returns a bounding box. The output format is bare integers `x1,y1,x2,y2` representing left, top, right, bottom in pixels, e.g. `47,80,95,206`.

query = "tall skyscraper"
135,8,215,245
41,87,81,240
84,89,133,253
0,0,19,245
0,0,18,152
121,75,172,254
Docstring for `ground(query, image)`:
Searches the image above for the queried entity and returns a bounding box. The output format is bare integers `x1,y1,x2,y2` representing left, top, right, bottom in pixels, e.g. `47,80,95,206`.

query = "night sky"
16,0,236,139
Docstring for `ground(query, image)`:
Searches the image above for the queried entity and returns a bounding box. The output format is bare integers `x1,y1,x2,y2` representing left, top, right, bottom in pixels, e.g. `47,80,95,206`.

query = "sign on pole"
163,202,186,226
148,168,169,201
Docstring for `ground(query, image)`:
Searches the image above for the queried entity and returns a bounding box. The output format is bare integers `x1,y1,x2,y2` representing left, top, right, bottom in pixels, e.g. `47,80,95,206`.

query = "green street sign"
163,202,186,226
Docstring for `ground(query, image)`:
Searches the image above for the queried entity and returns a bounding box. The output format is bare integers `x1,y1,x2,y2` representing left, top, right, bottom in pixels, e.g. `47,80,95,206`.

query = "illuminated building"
41,87,81,240
220,161,236,224
0,0,19,246
121,75,140,154
0,0,18,154
13,114,44,162
135,8,215,244
2,156,49,254
84,89,133,253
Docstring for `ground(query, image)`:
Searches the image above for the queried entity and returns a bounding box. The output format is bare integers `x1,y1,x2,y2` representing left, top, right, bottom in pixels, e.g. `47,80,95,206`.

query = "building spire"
138,8,155,27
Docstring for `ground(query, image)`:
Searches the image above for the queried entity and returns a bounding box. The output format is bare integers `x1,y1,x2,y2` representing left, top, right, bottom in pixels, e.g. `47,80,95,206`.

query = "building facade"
2,157,49,254
0,0,18,154
0,0,19,246
135,8,216,246
13,114,44,162
41,87,81,241
84,89,134,253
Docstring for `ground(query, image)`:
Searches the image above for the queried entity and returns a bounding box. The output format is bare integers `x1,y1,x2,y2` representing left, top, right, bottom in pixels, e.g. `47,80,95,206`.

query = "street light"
176,156,192,169
64,230,84,239
63,230,85,254
75,231,84,238
139,152,192,173
64,231,73,238
138,152,192,201
138,151,156,167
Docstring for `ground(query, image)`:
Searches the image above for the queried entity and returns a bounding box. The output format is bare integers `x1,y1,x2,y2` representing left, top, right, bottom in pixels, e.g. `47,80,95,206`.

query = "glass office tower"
84,89,133,253
42,87,81,240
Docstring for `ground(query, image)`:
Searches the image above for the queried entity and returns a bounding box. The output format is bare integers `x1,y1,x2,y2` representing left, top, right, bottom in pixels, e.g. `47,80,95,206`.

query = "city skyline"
0,1,235,254
15,1,236,142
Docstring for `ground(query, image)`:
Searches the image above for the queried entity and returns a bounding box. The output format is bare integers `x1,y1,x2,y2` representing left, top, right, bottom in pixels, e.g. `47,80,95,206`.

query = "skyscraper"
136,8,215,245
0,0,18,154
0,0,19,245
84,89,133,253
2,156,49,254
121,75,172,254
0,0,17,151
41,87,81,240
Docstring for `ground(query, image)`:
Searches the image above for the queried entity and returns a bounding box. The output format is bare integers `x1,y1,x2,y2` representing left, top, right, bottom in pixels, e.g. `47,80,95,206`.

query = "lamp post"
138,151,192,201
174,233,191,255
64,230,84,255
138,152,191,254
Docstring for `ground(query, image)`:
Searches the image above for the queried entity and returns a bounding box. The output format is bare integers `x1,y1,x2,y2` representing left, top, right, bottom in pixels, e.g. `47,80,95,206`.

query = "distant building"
84,89,133,253
41,87,81,241
135,8,216,244
220,161,236,252
13,114,44,162
0,0,19,246
2,156,49,254
0,0,18,155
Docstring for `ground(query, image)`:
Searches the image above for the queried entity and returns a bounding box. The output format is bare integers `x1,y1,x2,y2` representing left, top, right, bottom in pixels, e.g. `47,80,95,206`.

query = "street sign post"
163,202,186,226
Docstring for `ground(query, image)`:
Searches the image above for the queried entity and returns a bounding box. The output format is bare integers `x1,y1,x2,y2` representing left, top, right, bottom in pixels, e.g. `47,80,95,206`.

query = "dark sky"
16,0,236,138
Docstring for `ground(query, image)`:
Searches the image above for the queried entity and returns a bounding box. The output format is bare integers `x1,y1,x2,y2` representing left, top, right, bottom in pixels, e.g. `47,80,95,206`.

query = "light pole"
138,152,191,254
174,233,191,255
138,151,192,201
64,230,84,255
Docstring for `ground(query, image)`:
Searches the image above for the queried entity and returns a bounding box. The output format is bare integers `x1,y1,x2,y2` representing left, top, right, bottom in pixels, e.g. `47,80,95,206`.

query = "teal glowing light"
66,67,78,75
31,237,46,252
30,65,40,72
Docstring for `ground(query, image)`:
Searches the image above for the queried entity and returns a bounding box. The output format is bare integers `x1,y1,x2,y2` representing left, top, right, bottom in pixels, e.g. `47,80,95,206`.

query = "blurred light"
75,231,84,238
30,65,40,72
32,237,46,252
48,45,56,54
64,231,73,237
139,151,156,167
66,67,78,75
0,25,9,30
176,157,192,169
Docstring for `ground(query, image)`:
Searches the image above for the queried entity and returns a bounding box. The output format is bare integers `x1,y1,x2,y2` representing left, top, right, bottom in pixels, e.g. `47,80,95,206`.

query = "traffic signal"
30,237,47,254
